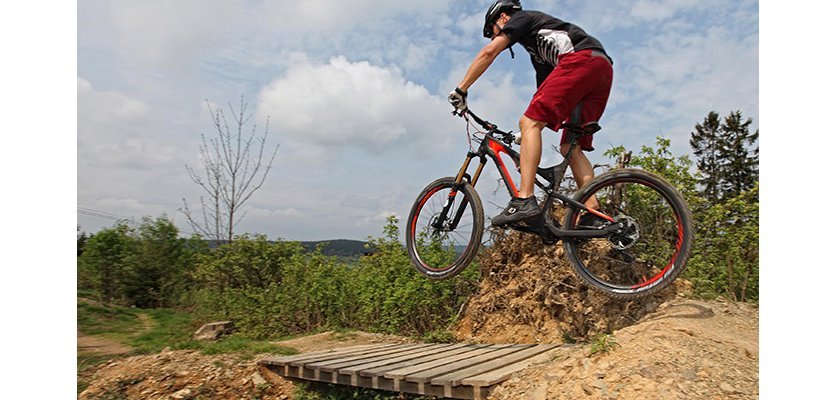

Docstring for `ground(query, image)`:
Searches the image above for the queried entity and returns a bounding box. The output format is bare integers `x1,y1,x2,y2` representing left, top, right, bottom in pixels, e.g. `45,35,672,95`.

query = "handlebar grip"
514,132,522,145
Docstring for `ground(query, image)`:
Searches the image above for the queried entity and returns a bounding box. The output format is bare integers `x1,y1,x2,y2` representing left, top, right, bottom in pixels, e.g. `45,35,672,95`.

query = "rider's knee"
559,142,584,156
559,142,572,155
519,115,547,132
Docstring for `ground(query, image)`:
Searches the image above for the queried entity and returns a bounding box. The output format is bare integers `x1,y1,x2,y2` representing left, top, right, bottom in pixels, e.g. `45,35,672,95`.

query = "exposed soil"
454,229,685,345
488,298,758,400
77,331,132,356
78,332,416,400
78,348,297,400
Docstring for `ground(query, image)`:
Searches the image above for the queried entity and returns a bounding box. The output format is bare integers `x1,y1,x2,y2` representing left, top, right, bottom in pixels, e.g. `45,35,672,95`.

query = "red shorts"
524,49,613,151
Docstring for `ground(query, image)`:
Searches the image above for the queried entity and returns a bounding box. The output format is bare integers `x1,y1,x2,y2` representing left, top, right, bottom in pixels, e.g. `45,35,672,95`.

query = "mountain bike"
405,109,693,299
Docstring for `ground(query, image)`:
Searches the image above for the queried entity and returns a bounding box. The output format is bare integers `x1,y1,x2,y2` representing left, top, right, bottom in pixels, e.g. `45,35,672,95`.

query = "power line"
77,207,198,235
77,207,138,225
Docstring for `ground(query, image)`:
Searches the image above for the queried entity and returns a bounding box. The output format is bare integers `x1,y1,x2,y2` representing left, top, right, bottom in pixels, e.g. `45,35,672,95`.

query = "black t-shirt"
500,10,610,87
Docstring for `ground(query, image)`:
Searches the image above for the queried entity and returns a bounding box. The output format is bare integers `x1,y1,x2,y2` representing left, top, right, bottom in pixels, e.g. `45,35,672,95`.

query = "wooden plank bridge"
258,342,564,399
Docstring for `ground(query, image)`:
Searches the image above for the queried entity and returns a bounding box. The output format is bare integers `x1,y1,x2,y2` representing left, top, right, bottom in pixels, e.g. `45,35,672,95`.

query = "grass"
78,298,297,355
588,333,620,356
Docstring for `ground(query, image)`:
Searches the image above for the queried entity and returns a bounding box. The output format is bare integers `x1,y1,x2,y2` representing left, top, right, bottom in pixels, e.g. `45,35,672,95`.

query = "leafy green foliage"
690,110,759,202
686,184,759,301
689,111,723,201
77,223,136,303
351,216,479,336
604,132,758,302
191,216,478,339
77,216,206,307
589,333,619,356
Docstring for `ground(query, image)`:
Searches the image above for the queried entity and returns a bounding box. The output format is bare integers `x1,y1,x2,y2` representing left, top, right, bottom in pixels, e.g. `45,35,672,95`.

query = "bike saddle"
562,121,602,136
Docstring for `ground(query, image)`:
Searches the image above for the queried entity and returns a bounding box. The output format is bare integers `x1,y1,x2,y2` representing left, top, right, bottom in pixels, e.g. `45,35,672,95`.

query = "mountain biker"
448,0,613,227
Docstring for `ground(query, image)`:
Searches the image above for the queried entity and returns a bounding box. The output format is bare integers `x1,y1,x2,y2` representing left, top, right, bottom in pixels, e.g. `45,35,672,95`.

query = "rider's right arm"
456,33,511,92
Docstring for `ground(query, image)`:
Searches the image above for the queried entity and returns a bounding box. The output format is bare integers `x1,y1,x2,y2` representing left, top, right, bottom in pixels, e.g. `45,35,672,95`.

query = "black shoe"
577,212,607,229
491,196,541,227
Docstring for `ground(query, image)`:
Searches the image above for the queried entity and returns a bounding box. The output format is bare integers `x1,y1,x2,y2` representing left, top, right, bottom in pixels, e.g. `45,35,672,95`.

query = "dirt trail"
489,298,758,400
77,312,155,357
77,331,132,356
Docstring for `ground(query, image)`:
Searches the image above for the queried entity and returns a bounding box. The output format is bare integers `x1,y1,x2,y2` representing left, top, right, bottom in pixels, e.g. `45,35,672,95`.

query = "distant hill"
299,239,374,258
200,239,374,258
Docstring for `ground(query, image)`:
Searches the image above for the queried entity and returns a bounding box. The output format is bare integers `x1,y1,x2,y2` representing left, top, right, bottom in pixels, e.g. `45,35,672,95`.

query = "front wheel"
406,177,484,279
563,169,694,299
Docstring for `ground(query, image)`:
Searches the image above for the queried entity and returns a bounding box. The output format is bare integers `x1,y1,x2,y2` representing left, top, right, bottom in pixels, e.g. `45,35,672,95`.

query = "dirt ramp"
455,230,685,344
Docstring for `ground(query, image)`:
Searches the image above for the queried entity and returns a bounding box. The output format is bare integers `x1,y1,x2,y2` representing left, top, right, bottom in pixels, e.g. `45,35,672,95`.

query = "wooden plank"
339,343,459,374
384,344,515,380
360,343,486,377
289,344,415,367
258,343,397,365
405,345,534,383
382,345,505,380
260,342,565,400
313,344,438,372
460,345,567,387
431,344,560,386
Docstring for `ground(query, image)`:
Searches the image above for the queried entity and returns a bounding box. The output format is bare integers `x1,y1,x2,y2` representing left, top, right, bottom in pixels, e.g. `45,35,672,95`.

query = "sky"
76,0,760,241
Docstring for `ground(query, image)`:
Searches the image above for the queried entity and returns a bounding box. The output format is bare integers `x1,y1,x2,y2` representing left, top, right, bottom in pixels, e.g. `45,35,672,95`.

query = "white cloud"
629,0,703,22
77,77,177,167
257,56,457,155
258,0,448,30
611,23,758,155
109,0,242,67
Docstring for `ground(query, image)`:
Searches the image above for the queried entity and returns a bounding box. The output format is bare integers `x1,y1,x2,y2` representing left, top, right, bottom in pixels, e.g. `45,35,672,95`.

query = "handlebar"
454,108,517,146
454,108,602,146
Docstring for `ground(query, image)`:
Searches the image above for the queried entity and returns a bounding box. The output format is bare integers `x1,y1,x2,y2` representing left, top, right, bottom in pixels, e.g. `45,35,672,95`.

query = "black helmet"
483,0,522,38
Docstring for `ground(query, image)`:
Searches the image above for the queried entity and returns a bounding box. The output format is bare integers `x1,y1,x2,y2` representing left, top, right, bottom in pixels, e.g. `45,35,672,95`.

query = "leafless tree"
180,97,279,243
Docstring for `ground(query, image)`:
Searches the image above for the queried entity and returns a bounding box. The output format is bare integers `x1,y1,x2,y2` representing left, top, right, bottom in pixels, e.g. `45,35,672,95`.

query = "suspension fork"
434,152,486,231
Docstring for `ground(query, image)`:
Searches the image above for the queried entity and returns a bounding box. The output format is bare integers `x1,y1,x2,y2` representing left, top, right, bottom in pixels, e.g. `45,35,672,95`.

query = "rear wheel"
563,169,693,299
406,177,484,279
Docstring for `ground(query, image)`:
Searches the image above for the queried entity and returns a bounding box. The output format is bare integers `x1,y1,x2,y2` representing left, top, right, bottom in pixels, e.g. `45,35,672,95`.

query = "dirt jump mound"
455,228,688,344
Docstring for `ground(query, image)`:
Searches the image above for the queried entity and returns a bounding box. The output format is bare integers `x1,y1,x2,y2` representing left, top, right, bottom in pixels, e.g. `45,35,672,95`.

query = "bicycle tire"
563,169,694,299
406,177,484,279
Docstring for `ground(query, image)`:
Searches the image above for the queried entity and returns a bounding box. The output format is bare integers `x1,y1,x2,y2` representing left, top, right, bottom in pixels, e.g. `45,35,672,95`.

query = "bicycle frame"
446,116,619,242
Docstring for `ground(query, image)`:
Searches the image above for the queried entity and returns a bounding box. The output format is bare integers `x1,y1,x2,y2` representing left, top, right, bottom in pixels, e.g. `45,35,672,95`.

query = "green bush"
191,217,478,339
686,184,759,301
604,138,759,302
77,216,205,307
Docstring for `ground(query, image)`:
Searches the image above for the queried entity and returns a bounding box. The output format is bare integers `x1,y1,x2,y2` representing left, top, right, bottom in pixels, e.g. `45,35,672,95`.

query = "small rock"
170,388,191,399
193,321,235,341
581,382,594,395
720,382,737,393
683,368,698,381
252,372,267,386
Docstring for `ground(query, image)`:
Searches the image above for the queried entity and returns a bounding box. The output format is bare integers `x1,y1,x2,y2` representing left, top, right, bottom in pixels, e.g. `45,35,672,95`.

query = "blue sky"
77,0,759,241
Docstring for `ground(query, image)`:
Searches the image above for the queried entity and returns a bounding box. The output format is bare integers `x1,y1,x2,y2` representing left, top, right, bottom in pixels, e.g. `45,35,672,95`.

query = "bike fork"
434,154,486,231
